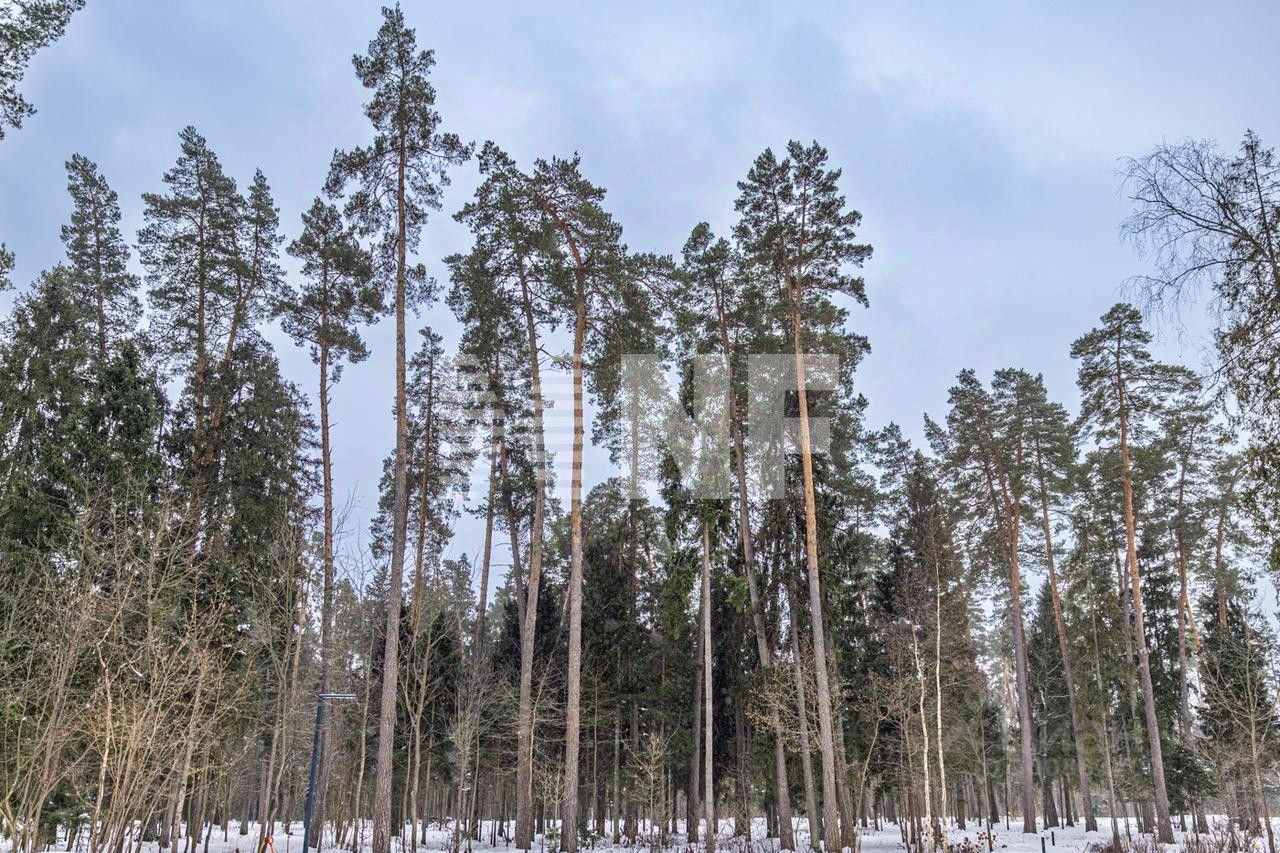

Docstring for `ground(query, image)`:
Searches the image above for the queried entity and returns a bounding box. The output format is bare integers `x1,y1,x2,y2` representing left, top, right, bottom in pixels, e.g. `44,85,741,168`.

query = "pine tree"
679,222,796,849
1072,303,1194,844
450,143,557,849
282,196,378,846
0,0,85,139
525,153,629,853
138,126,242,530
734,141,872,851
931,368,1040,833
1020,370,1098,830
222,169,286,369
325,10,471,852
61,154,139,363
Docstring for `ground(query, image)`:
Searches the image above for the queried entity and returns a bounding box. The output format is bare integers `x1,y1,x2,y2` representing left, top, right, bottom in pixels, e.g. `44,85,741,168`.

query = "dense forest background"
3,6,1280,853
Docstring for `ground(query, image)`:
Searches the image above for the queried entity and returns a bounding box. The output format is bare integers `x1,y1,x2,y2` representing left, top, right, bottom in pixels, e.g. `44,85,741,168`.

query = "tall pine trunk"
934,560,949,851
475,404,500,657
1032,449,1096,831
559,262,587,852
1116,360,1173,843
718,309,795,850
689,628,704,844
702,521,716,853
513,264,547,851
790,280,844,851
371,131,411,853
409,346,436,631
1005,516,1038,833
786,563,821,846
912,628,934,850
313,306,336,847
1173,443,1200,736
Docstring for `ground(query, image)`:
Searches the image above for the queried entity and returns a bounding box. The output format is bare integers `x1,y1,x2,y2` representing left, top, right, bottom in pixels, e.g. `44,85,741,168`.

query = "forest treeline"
3,6,1280,853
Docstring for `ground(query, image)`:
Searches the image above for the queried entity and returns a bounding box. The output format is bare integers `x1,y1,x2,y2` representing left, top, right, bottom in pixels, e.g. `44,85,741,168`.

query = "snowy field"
19,817,1268,853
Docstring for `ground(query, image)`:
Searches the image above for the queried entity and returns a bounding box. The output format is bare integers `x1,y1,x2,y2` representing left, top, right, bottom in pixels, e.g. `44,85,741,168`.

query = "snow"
16,817,1267,853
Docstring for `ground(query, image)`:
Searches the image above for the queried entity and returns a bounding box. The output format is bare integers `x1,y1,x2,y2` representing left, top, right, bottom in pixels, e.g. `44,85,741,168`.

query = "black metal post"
303,698,324,852
301,693,354,852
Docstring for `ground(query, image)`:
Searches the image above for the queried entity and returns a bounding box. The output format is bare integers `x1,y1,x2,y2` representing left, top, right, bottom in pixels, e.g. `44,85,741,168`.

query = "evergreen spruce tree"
85,340,163,515
210,338,315,611
0,266,94,560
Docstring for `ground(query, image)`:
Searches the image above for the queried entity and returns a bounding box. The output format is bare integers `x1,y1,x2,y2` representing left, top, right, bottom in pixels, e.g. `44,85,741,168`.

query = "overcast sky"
2,0,1276,590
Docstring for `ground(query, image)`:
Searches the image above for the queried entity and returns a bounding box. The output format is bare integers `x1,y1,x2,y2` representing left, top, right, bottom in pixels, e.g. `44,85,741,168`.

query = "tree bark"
1007,526,1037,833
313,296,335,847
787,569,821,848
559,248,588,852
475,406,500,657
715,291,795,850
1116,351,1174,844
513,262,547,851
689,629,704,844
702,521,716,853
409,346,437,631
790,280,843,850
371,127,412,853
1032,446,1096,831
934,558,949,851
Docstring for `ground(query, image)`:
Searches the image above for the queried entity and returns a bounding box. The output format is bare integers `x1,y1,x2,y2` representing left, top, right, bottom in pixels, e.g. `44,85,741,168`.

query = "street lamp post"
302,693,356,853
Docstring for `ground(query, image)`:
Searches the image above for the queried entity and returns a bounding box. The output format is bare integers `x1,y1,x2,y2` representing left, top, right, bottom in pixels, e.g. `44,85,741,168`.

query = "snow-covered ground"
13,816,1267,853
